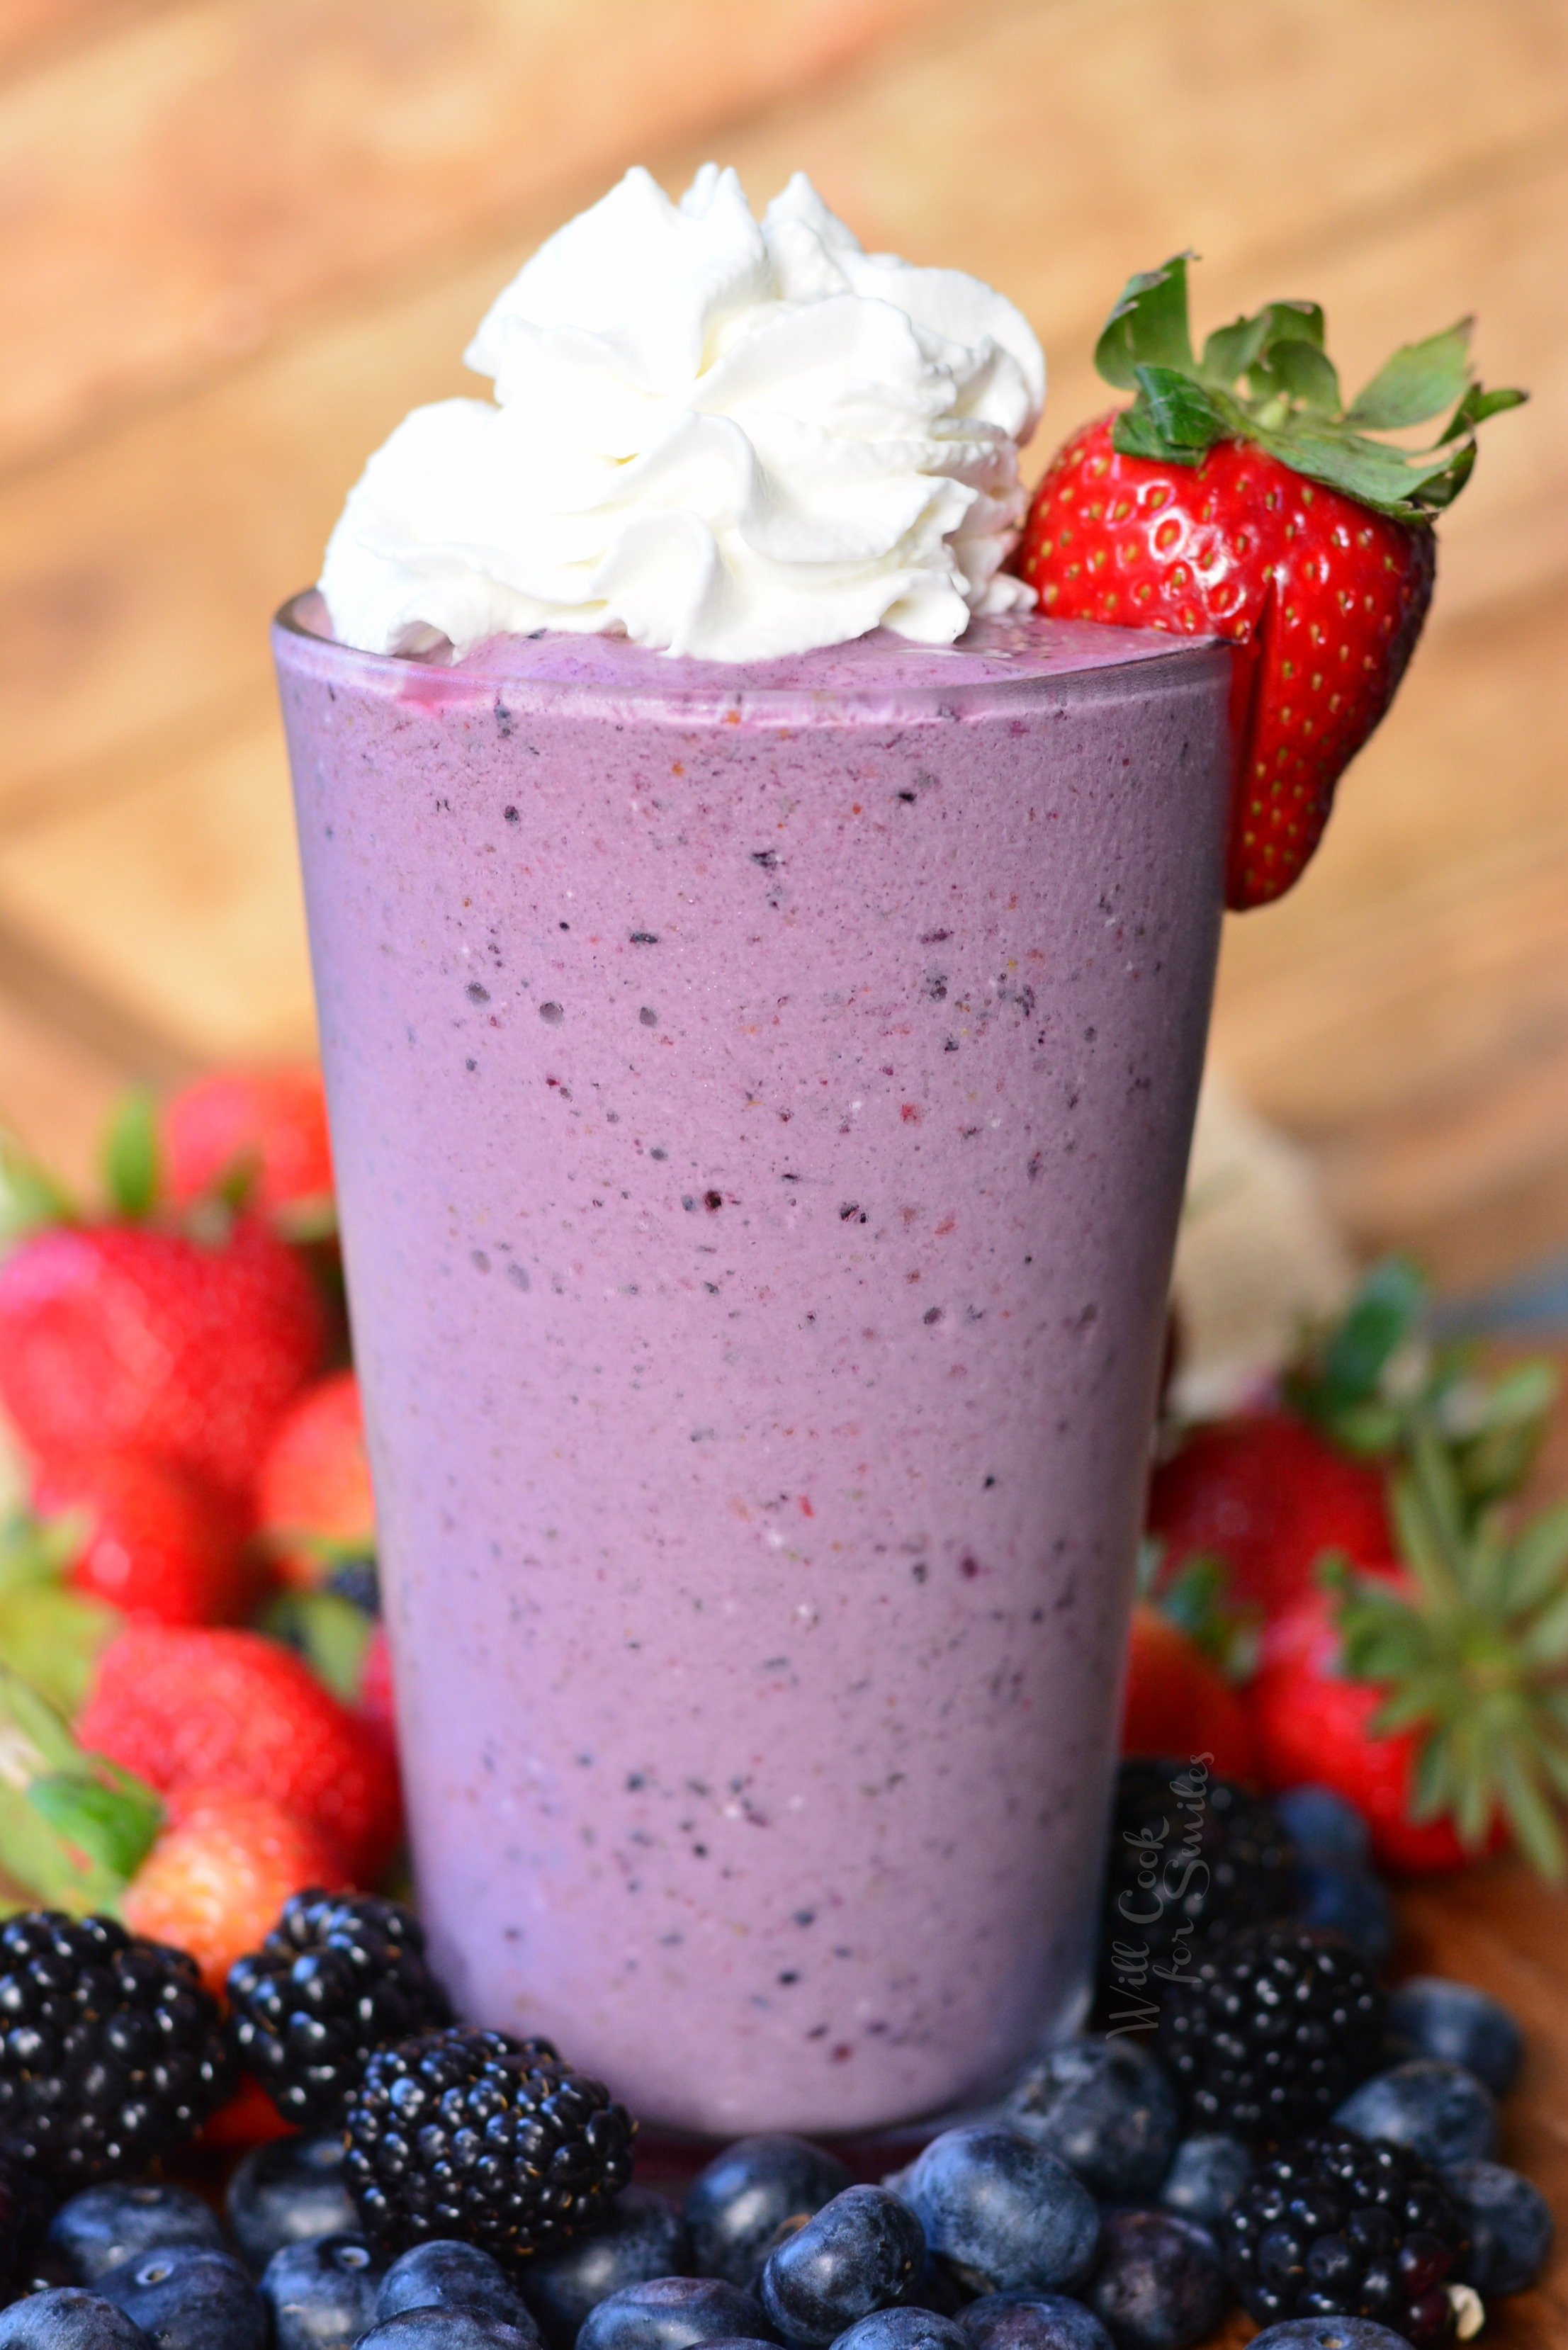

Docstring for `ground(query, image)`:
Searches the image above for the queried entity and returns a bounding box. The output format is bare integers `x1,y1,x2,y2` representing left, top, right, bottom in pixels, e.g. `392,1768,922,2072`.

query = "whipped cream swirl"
320,165,1044,663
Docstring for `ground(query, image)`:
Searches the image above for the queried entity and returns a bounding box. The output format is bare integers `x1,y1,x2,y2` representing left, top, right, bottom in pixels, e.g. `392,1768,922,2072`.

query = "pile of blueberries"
1,1975,1548,2350
0,1789,1555,2350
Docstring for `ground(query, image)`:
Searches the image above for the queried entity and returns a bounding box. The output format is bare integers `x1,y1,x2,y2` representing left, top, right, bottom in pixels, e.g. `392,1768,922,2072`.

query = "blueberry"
47,2186,227,2285
959,2290,1113,2350
577,2276,777,2350
1387,1975,1524,2096
262,2234,384,2350
358,2320,542,2350
95,2245,269,2350
225,2134,357,2273
376,2244,537,2334
1244,2325,1415,2349
1292,1866,1395,1967
901,2128,1099,2295
1081,2213,1224,2350
1273,1785,1371,1869
1156,2137,1251,2232
901,2257,971,2320
1005,2038,1179,2201
523,2188,688,2347
1442,2159,1554,2296
759,2188,923,2347
685,2137,853,2287
1334,2057,1499,2167
0,2292,151,2348
833,2312,972,2350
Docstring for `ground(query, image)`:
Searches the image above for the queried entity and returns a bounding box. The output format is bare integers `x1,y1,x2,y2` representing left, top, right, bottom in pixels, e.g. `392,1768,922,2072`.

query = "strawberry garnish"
1017,254,1525,907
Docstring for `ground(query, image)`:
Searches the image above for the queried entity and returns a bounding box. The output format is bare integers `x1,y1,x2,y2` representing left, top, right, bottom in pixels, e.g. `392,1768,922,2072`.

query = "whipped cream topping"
320,166,1044,663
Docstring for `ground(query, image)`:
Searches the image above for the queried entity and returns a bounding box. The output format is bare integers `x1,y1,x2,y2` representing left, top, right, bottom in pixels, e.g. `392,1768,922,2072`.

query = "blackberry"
0,1912,232,2186
1096,1760,1295,2028
344,2027,636,2268
1223,2126,1467,2348
1158,1921,1384,2145
227,1892,452,2127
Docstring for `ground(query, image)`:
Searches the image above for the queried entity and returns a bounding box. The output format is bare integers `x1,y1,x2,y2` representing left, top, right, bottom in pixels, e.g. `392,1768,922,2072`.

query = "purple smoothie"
273,594,1231,2137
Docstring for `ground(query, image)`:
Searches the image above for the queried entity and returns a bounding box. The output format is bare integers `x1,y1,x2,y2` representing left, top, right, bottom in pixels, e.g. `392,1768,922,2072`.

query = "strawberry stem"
1094,253,1525,519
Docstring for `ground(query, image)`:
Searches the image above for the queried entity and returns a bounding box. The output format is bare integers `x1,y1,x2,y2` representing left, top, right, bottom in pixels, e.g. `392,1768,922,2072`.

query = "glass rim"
273,589,1231,728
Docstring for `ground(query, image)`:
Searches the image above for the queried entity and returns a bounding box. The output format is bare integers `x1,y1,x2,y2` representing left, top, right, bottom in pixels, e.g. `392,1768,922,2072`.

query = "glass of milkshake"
273,166,1233,2139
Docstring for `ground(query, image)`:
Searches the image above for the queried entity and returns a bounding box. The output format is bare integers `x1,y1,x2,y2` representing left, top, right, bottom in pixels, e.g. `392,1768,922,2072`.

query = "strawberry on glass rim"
1016,253,1525,907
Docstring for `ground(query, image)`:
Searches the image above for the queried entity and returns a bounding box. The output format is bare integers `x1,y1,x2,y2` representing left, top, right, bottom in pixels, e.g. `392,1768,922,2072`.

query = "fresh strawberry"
32,1452,247,1626
122,1782,346,1994
163,1068,334,1223
0,1216,325,1503
1151,1255,1559,1622
1149,1413,1394,1621
79,1625,400,1882
195,2074,293,2152
1016,255,1523,906
1251,1583,1470,1873
358,1621,395,1738
1122,1601,1256,1780
256,1369,373,1588
1249,1428,1568,1876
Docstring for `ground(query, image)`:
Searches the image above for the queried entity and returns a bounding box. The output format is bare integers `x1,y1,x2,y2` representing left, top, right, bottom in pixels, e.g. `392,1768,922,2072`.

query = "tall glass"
273,594,1231,2138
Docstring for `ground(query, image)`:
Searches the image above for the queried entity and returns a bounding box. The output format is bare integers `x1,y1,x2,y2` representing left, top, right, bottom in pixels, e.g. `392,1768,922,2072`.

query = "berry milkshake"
278,165,1234,2135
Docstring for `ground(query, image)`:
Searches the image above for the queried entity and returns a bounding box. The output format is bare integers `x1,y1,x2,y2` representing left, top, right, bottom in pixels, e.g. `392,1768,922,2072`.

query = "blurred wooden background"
3,0,1567,1297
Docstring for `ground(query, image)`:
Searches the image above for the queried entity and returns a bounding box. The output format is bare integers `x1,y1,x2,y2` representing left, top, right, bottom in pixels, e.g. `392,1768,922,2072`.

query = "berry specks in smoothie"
639,1007,659,1027
540,1002,564,1024
466,982,490,1003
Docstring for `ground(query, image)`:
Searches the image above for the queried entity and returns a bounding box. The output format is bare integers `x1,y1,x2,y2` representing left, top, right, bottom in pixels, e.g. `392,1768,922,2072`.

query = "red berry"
163,1068,333,1216
358,1622,395,1738
196,2074,293,2152
1250,1586,1471,1872
33,1452,248,1626
1018,420,1434,908
1121,1603,1256,1780
256,1369,373,1588
0,1217,325,1503
123,1782,346,1994
1148,1411,1393,1620
80,1625,400,1883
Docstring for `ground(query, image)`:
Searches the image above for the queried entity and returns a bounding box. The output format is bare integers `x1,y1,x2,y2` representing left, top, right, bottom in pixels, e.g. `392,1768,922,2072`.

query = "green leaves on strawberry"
0,1508,120,1717
1285,1255,1558,1512
1018,254,1526,906
1095,253,1524,519
0,1663,162,1915
0,1129,74,1247
101,1090,160,1222
1327,1422,1568,1878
